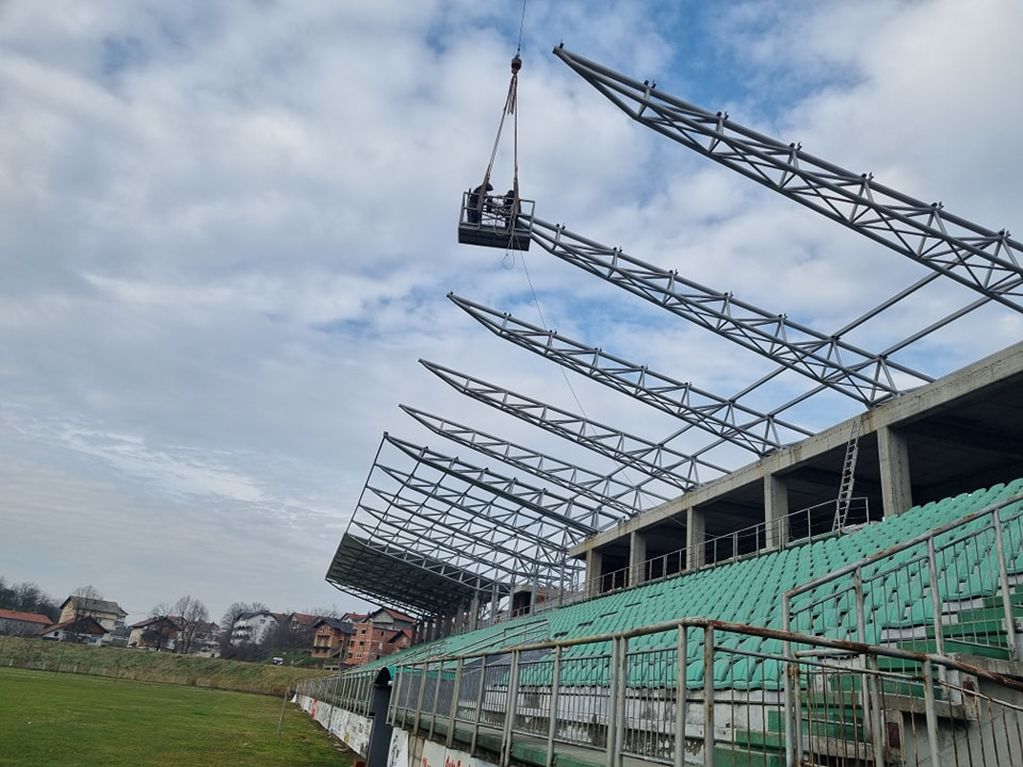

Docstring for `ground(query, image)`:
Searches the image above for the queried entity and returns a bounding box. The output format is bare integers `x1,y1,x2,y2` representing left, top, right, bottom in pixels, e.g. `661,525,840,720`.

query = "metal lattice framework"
420,359,729,489
553,45,1023,313
329,47,1023,621
400,404,666,516
330,434,588,616
449,293,815,454
523,224,934,406
326,533,504,618
382,433,609,532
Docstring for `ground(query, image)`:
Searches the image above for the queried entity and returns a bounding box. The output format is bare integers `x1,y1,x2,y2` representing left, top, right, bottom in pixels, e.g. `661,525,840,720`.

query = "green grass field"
0,667,351,767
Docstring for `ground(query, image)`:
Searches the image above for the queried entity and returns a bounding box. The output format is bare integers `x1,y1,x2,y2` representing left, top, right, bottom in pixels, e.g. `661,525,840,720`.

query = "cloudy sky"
2,0,1021,624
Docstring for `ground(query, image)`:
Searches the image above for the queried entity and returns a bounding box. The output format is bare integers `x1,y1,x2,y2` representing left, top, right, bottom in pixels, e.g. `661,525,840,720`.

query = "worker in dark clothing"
467,182,493,224
502,189,517,229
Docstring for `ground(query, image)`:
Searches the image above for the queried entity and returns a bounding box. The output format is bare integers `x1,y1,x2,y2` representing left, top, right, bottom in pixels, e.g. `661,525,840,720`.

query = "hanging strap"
479,56,522,202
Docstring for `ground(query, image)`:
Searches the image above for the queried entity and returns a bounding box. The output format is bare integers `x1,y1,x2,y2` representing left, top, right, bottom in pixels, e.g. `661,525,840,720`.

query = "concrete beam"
569,342,1023,558
878,424,913,516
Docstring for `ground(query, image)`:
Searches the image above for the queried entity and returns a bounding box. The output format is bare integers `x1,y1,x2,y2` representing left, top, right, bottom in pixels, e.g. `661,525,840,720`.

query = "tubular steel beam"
356,467,576,576
525,223,934,406
450,293,814,454
554,45,1023,313
400,404,661,518
370,461,584,558
382,433,603,533
421,360,729,489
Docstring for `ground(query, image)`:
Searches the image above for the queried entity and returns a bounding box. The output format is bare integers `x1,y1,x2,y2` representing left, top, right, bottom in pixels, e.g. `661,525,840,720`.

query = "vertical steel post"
606,638,621,767
854,569,885,767
926,537,946,658
674,625,688,767
471,656,488,754
428,661,444,739
546,646,562,767
992,511,1018,659
413,662,428,736
502,651,522,767
781,601,797,767
703,626,715,767
614,637,629,767
922,659,941,766
447,658,464,747
389,666,403,726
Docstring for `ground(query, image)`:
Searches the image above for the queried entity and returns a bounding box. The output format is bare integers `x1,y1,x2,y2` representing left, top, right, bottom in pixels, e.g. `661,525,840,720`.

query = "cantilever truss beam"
326,533,507,617
383,433,606,533
523,225,934,407
401,404,667,517
554,46,1023,313
450,293,815,455
346,435,587,591
421,360,730,488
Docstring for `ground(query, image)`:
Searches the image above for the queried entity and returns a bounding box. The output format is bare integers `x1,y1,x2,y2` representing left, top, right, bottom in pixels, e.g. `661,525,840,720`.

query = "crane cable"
479,55,522,213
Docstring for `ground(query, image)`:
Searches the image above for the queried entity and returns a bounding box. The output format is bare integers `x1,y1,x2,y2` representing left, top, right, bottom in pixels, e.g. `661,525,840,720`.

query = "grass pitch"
0,667,350,767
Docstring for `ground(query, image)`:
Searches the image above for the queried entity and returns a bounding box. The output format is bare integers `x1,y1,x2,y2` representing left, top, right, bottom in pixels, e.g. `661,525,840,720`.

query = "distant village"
0,576,414,669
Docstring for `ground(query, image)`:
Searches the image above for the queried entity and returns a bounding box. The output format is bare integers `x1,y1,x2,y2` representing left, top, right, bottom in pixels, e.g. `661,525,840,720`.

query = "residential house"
127,616,181,651
345,607,417,665
191,620,222,657
58,596,128,634
310,617,354,663
39,617,107,645
385,628,413,652
127,616,221,654
287,612,319,634
230,610,282,645
0,609,53,637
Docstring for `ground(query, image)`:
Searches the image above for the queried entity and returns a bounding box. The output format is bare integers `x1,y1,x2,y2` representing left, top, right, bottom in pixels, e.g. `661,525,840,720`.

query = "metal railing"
299,616,1023,767
414,498,876,642
580,496,875,601
785,492,1023,661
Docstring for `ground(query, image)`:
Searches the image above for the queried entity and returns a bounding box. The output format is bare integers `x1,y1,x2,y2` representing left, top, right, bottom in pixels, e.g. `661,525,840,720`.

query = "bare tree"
173,595,209,654
140,606,178,652
67,584,104,643
0,577,58,622
220,601,267,632
306,605,344,619
219,601,268,658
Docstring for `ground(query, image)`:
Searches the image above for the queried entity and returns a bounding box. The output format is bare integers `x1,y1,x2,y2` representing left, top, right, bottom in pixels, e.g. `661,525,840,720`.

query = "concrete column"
764,473,790,550
629,530,648,586
878,424,913,516
585,547,603,597
686,506,705,569
469,592,480,631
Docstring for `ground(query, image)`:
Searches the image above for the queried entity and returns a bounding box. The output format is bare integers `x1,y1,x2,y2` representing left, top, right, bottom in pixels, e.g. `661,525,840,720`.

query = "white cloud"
1,0,1020,619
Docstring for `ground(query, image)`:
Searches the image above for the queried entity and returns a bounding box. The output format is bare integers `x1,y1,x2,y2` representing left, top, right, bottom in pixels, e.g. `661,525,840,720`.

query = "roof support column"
764,473,790,550
468,592,480,632
686,506,705,570
585,547,603,597
878,424,914,516
629,530,648,586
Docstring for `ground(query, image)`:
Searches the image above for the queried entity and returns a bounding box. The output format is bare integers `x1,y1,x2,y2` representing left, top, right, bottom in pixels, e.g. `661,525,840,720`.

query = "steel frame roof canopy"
327,434,588,615
325,533,504,618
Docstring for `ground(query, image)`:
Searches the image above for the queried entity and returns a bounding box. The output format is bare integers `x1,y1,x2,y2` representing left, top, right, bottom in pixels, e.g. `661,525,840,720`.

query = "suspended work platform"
458,191,534,250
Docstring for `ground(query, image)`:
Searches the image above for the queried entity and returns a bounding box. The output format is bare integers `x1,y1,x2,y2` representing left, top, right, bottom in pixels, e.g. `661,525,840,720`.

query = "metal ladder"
833,421,861,531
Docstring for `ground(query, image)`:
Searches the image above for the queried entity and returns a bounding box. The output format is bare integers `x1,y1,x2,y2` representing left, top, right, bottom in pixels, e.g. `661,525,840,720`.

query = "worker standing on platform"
467,182,493,224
